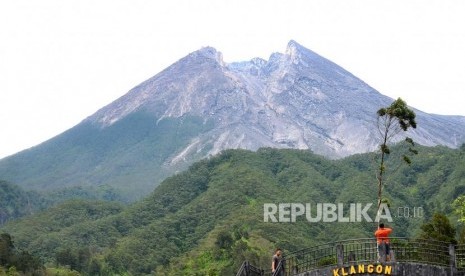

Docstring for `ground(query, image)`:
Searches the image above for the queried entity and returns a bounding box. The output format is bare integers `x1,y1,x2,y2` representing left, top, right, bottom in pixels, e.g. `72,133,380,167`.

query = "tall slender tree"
375,98,417,217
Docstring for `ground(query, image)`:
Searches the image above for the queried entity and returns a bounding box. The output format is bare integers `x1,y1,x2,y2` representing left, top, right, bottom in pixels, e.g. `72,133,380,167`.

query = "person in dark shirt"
271,248,283,274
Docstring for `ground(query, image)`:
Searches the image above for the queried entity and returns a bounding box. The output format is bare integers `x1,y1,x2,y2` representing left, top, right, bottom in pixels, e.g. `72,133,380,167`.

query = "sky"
1,0,464,159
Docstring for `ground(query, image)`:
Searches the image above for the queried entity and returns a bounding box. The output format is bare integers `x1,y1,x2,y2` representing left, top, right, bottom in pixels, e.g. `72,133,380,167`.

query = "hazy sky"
1,0,464,159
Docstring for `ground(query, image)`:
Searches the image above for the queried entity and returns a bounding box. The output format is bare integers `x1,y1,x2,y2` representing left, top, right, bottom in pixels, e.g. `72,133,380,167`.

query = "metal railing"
236,261,265,276
279,241,338,275
238,238,465,276
457,244,465,272
281,238,453,275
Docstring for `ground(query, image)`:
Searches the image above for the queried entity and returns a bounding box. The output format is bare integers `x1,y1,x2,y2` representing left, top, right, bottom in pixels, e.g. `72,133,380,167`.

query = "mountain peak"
189,46,225,66
286,39,303,50
286,40,306,58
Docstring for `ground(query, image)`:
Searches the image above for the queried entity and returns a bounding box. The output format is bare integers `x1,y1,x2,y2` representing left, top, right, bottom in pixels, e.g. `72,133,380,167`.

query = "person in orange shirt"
375,223,393,261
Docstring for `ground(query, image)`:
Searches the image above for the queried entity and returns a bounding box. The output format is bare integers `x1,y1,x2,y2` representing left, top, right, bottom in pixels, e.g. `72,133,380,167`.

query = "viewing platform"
236,237,465,276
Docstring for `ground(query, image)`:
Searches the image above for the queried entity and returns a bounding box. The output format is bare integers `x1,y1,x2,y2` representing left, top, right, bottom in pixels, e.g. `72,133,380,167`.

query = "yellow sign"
332,264,392,275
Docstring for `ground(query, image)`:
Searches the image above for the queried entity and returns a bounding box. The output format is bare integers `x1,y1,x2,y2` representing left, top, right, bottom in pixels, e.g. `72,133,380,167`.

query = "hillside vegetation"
0,113,214,201
0,180,123,226
1,144,465,275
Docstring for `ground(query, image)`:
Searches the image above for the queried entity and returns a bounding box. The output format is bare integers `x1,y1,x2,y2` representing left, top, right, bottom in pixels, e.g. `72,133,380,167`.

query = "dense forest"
0,180,123,226
1,144,465,275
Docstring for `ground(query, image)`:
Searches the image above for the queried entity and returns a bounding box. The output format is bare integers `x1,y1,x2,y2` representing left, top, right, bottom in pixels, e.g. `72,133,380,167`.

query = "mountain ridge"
84,40,465,158
1,40,464,199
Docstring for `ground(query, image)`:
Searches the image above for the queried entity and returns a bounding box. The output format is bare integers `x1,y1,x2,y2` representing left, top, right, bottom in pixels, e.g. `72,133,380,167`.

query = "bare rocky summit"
88,40,465,159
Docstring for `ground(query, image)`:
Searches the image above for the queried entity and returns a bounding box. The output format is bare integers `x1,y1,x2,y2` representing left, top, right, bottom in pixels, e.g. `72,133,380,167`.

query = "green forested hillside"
1,144,465,275
0,180,124,226
0,180,40,225
0,112,215,201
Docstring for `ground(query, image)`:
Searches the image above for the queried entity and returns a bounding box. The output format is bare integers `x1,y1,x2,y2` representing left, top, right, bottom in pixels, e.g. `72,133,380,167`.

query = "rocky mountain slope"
87,40,465,158
1,40,464,199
